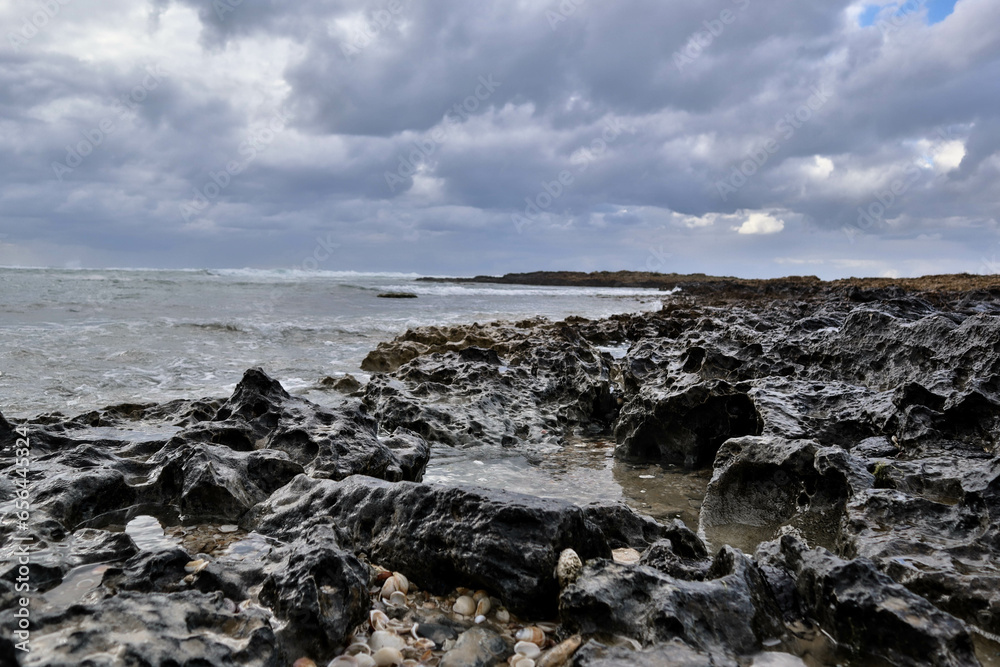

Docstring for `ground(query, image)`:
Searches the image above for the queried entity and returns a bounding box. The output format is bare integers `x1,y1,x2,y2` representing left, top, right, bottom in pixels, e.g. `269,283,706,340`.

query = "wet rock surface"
561,546,785,657
2,277,1000,665
246,473,613,617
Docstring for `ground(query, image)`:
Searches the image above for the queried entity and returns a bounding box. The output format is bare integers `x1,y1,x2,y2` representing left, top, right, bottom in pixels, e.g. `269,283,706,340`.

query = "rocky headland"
3,275,1000,666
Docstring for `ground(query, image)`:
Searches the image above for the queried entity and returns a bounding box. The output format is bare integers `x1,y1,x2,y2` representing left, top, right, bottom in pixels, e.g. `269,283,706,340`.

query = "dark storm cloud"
0,0,997,277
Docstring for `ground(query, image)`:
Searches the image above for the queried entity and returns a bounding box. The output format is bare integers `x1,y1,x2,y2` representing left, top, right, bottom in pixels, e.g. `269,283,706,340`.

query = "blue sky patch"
859,0,958,27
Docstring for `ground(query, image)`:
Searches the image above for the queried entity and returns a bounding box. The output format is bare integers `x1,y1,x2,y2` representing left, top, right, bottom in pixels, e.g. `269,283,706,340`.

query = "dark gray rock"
756,532,979,667
636,518,712,580
212,368,430,482
840,470,1000,634
581,502,667,549
363,326,619,451
573,638,734,667
560,547,784,656
247,474,612,616
139,441,304,522
414,621,460,647
257,524,370,663
700,436,868,551
0,590,279,667
614,377,762,468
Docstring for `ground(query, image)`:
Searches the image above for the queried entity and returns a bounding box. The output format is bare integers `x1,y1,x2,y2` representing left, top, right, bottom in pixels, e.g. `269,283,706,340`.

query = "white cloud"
933,140,966,172
806,155,835,179
735,213,785,235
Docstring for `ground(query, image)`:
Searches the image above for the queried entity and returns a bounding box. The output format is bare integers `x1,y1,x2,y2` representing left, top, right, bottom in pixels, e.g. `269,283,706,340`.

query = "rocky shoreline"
3,278,1000,665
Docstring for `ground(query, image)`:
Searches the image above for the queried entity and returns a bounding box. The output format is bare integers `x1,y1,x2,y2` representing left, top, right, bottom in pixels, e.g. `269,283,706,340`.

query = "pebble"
372,647,403,667
453,595,476,616
611,547,641,564
555,549,582,588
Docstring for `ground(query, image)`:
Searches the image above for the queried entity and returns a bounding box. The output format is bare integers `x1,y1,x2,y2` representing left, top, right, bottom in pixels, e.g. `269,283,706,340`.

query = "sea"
0,267,665,419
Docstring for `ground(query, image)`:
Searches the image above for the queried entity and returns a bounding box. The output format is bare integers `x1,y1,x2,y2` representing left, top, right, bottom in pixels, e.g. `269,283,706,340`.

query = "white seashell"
369,610,390,632
514,660,535,667
388,590,408,607
327,658,357,667
369,630,406,652
535,634,582,667
475,597,491,616
380,578,398,599
535,622,559,633
495,608,510,624
386,619,411,635
219,524,239,533
555,549,582,588
371,647,403,667
184,559,209,574
515,641,541,659
346,642,372,656
353,656,376,667
392,572,409,594
474,614,486,624
515,627,545,645
453,595,476,616
412,638,435,651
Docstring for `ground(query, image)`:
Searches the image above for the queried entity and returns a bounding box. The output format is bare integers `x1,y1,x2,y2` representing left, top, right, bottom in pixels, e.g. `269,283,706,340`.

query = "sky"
0,0,997,279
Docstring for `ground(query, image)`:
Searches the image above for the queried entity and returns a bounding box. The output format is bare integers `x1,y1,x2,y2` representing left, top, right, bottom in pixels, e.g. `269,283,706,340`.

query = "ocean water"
0,267,665,419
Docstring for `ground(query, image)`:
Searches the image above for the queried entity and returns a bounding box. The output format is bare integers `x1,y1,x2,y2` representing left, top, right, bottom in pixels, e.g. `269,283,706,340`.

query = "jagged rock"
756,533,979,666
211,368,430,482
638,521,712,582
140,442,304,522
320,374,364,394
840,464,1000,634
0,590,278,666
614,377,762,467
258,525,370,662
573,638,734,667
4,368,429,535
363,330,618,451
247,474,612,616
102,547,193,593
581,502,666,549
560,547,784,656
700,436,870,551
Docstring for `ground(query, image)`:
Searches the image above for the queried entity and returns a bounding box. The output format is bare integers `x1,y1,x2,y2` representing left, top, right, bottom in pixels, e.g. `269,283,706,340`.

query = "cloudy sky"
1,0,997,278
